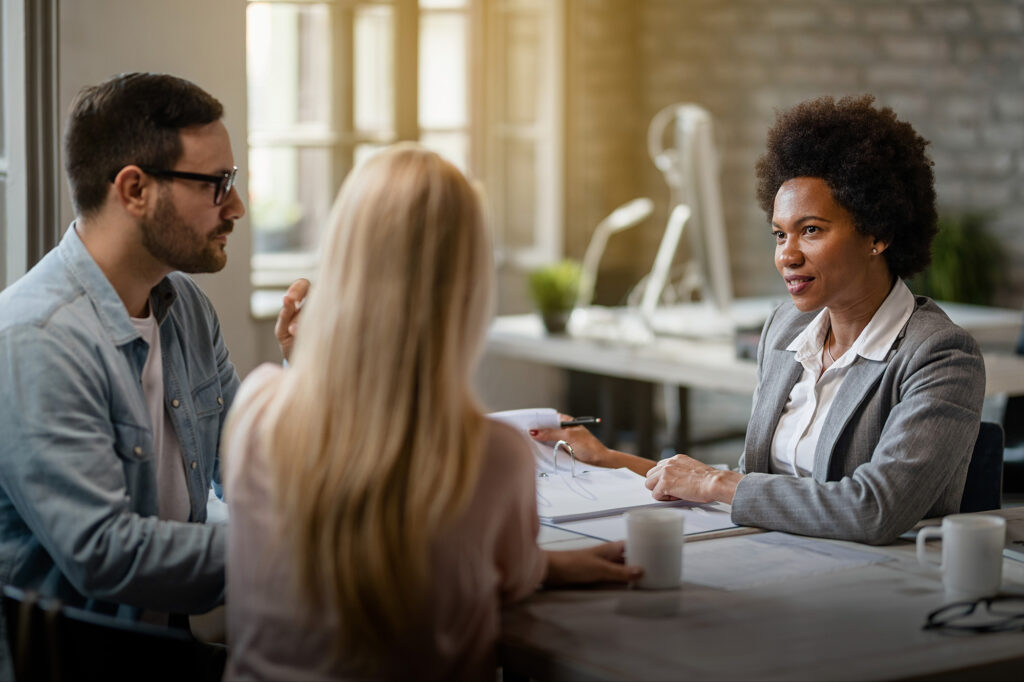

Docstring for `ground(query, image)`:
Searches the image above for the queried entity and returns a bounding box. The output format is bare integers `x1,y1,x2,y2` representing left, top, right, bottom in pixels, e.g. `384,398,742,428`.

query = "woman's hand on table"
644,454,743,504
544,541,643,587
529,415,656,477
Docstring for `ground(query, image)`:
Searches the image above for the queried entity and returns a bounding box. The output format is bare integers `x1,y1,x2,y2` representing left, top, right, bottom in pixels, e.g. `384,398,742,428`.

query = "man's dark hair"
755,94,937,279
64,72,224,216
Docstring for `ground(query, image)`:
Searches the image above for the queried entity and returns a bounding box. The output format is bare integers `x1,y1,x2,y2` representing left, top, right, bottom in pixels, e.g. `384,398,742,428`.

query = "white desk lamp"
576,197,654,308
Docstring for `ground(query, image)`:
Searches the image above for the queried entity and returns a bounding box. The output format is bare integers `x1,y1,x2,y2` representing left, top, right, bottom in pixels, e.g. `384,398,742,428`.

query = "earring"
871,248,878,254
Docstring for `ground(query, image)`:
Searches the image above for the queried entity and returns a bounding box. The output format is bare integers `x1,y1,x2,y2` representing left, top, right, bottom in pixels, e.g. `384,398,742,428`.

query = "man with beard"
0,73,288,654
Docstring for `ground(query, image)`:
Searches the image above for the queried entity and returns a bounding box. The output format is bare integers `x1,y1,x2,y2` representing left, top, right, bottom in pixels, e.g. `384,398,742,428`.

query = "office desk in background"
501,507,1024,682
486,301,1024,457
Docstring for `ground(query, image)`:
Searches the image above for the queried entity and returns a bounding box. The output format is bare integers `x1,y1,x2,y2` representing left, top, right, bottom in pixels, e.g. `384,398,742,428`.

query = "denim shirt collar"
57,223,179,345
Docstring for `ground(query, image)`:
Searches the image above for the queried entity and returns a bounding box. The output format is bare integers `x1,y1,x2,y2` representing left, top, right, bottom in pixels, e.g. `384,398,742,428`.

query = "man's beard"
140,190,232,274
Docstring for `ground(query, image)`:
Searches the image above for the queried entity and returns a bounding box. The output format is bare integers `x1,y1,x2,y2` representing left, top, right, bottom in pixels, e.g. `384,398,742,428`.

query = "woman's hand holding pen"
529,414,656,477
645,455,743,505
529,414,613,467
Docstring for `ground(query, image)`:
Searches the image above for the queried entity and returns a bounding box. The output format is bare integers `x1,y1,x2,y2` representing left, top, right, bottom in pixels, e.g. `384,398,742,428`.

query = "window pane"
248,146,332,254
247,3,331,134
502,138,536,250
502,13,540,125
420,0,466,8
355,5,394,134
419,12,466,129
420,131,468,173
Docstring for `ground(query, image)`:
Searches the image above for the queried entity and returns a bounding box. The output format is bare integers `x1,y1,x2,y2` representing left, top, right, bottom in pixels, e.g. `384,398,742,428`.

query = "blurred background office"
2,0,1022,464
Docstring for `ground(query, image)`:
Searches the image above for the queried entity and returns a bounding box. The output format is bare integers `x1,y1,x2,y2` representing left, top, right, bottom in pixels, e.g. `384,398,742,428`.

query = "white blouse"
770,279,916,477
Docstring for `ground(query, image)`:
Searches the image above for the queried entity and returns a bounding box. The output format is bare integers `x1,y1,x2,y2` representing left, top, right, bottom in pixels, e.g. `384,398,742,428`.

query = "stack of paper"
536,467,682,523
488,408,739,534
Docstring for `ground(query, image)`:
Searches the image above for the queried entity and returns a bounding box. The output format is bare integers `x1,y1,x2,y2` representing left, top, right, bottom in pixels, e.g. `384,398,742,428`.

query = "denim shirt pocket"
111,421,158,515
111,421,152,463
192,376,225,419
190,375,225,483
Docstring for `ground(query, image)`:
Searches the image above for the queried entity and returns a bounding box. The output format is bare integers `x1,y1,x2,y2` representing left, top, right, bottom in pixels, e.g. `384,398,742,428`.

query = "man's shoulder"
0,251,90,337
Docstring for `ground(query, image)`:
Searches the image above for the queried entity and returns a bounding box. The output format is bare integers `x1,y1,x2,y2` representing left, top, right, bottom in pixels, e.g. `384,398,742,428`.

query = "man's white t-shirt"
130,311,191,522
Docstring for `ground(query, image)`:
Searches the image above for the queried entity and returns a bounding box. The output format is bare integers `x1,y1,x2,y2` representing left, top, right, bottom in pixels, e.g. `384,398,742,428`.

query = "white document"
684,532,893,590
545,501,737,541
489,407,562,466
488,408,701,524
536,467,694,523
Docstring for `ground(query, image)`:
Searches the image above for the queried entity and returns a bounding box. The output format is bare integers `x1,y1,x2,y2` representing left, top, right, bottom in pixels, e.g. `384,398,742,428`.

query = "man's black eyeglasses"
136,165,238,206
923,596,1024,633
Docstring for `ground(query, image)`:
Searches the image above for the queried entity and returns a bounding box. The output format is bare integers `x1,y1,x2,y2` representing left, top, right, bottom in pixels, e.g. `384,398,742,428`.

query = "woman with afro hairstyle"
532,95,985,545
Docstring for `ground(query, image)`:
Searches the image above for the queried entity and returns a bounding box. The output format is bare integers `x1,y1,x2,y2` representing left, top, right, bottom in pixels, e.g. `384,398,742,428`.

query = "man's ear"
110,165,152,217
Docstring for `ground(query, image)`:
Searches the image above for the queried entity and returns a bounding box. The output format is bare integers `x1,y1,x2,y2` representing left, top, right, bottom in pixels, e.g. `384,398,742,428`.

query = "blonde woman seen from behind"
223,145,639,681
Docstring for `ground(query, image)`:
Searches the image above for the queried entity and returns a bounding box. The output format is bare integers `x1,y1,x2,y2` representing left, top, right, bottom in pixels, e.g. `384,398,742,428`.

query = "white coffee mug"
625,508,685,590
916,514,1006,601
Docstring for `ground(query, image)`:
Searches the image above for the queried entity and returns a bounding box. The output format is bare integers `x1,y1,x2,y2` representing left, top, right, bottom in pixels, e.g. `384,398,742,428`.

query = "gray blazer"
733,296,985,545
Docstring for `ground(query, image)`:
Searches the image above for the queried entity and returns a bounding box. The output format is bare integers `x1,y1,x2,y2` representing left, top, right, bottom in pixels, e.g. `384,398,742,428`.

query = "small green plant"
528,260,582,333
909,213,1005,305
528,260,582,313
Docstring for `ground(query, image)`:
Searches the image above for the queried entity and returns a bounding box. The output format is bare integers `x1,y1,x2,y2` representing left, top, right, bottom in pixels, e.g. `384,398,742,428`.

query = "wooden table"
501,508,1024,681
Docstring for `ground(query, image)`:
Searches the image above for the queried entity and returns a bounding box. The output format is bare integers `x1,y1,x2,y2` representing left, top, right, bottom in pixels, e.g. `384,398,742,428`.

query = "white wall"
58,0,260,375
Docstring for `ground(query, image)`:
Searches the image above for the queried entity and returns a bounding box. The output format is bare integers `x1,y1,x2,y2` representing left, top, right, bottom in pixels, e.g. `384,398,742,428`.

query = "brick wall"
563,0,649,304
576,0,1024,307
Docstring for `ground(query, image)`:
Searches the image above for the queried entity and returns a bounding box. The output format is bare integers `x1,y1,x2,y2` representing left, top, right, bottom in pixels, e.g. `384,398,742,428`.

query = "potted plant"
908,212,1005,304
527,260,582,334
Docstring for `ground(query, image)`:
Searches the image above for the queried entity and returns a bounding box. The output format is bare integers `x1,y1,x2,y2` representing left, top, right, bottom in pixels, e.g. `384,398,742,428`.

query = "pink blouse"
223,364,546,681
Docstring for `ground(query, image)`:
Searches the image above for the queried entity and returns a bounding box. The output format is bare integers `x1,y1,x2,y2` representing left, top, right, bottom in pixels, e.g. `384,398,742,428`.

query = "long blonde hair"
262,145,493,668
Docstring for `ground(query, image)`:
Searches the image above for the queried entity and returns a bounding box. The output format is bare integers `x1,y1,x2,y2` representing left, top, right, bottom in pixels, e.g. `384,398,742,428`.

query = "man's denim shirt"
0,225,236,615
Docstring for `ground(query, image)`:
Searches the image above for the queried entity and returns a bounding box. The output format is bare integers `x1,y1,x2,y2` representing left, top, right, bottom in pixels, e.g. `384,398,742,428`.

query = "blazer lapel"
812,358,887,482
745,347,802,473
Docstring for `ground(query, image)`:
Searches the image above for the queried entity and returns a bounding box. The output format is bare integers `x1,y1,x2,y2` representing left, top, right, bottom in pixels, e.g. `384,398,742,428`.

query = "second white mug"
916,513,1006,602
625,508,685,590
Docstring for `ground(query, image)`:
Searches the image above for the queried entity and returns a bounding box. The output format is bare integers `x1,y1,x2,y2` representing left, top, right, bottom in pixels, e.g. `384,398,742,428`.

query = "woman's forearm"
599,449,657,476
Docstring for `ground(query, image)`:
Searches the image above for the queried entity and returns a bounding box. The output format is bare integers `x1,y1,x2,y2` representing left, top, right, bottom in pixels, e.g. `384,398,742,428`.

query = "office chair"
959,421,1005,513
1002,309,1024,495
1,585,225,682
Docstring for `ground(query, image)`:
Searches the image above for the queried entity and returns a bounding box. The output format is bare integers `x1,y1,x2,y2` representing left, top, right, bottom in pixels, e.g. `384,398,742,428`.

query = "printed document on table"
684,532,894,590
535,467,692,523
544,501,738,542
489,408,702,523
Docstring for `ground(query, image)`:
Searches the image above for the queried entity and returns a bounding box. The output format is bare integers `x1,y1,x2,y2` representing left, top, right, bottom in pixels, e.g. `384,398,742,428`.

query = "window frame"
246,0,565,316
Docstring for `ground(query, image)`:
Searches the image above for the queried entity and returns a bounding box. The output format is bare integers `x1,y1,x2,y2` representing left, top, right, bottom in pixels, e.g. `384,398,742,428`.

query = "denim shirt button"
190,461,197,470
216,396,224,406
133,446,142,456
171,399,180,408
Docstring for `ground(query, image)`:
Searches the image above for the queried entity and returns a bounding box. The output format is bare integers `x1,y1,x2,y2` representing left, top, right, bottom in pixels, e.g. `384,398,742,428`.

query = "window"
246,0,561,316
481,0,563,269
2,0,60,288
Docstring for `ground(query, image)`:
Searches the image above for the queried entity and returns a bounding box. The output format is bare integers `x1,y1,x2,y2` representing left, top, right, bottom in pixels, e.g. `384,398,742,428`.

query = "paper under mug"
916,514,1006,601
625,508,685,590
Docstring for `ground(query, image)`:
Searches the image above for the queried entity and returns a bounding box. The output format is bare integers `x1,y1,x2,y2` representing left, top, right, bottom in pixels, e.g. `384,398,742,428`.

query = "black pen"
560,416,601,428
